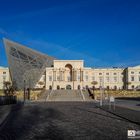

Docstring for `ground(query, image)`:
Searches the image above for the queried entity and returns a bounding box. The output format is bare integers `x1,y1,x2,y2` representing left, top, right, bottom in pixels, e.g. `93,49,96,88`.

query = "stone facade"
1,61,140,90
124,66,140,89
0,67,10,89
45,60,140,90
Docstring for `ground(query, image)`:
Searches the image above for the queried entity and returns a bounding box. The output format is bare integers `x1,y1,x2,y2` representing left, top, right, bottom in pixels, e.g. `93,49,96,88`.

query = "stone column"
72,69,74,89
63,70,65,81
59,69,61,81
80,69,84,89
53,70,56,81
80,70,83,81
60,70,63,81
71,69,73,81
73,70,77,81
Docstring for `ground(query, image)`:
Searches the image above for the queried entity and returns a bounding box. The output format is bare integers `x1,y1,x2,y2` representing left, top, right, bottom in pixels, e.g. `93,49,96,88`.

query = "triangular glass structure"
3,38,55,89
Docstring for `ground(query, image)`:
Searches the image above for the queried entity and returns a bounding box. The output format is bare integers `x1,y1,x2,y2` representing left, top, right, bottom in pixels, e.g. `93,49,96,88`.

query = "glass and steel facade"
3,38,55,89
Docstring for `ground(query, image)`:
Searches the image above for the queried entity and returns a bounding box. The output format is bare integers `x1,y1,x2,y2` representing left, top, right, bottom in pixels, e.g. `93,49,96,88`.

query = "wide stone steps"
37,90,51,101
47,90,83,101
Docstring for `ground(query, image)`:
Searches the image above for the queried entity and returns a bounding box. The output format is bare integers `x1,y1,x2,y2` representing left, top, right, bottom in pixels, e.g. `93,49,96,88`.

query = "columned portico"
46,60,85,90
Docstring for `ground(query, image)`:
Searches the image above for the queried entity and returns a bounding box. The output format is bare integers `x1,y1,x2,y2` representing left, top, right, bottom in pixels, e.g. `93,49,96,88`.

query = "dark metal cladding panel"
3,38,55,89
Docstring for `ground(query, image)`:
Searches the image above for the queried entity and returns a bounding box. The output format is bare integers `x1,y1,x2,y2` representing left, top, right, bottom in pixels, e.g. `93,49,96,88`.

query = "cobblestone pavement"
0,102,140,140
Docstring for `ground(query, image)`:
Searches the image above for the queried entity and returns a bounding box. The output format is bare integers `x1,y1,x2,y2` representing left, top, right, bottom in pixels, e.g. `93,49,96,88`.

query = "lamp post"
100,77,104,106
28,78,31,100
24,80,26,102
100,85,102,106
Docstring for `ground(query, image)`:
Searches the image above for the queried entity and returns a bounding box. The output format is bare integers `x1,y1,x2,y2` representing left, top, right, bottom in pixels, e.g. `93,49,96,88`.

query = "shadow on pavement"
0,102,72,140
99,105,140,126
0,102,24,139
116,97,140,101
75,107,129,123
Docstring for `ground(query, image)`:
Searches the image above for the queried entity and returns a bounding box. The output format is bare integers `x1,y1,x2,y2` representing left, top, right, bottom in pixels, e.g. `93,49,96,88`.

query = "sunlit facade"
2,39,140,90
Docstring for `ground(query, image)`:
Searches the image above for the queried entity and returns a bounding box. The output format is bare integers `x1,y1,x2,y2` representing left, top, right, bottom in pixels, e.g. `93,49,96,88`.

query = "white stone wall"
92,68,124,89
1,62,140,90
0,67,10,89
126,66,140,89
45,60,125,90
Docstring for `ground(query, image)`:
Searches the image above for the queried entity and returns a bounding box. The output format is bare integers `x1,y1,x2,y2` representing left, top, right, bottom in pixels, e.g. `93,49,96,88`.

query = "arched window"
107,86,110,90
66,85,72,90
86,85,89,89
65,64,73,81
131,85,135,89
114,86,117,90
49,85,52,90
78,85,81,90
57,85,60,90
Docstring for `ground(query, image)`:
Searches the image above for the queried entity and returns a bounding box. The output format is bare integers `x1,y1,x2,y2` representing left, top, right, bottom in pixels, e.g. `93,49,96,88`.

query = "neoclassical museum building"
45,60,124,90
44,60,140,90
1,38,140,90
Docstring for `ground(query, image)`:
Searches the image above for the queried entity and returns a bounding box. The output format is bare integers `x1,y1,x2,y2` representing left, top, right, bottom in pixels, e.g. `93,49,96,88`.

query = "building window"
3,72,6,74
99,73,102,75
3,76,6,81
67,76,70,82
57,85,60,89
114,77,117,82
99,77,103,83
106,77,109,83
107,86,110,90
77,75,80,81
106,73,109,75
57,76,60,81
114,73,117,75
85,75,88,81
49,76,52,81
49,85,52,90
131,71,134,74
78,85,81,90
131,76,134,81
92,76,95,81
114,86,117,90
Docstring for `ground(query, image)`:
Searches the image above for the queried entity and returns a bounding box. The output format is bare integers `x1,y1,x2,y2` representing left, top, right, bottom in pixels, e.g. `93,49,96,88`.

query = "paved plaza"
0,102,140,140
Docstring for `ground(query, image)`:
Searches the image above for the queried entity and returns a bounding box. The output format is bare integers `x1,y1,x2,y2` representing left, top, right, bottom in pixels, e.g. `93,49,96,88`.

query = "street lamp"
23,80,26,102
100,77,104,106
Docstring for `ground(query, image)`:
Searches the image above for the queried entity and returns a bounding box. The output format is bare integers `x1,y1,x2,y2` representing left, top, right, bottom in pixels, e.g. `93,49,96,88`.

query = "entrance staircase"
46,90,93,101
37,90,51,102
37,89,94,102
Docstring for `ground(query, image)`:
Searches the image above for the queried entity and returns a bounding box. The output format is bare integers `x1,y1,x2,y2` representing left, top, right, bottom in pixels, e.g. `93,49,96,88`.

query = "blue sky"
0,0,140,67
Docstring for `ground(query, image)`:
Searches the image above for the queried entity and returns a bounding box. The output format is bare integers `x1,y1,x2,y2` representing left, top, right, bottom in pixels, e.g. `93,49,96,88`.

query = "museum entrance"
66,85,72,90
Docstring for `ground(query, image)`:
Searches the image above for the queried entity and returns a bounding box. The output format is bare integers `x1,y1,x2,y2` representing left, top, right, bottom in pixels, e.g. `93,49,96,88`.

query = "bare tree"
3,81,17,96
